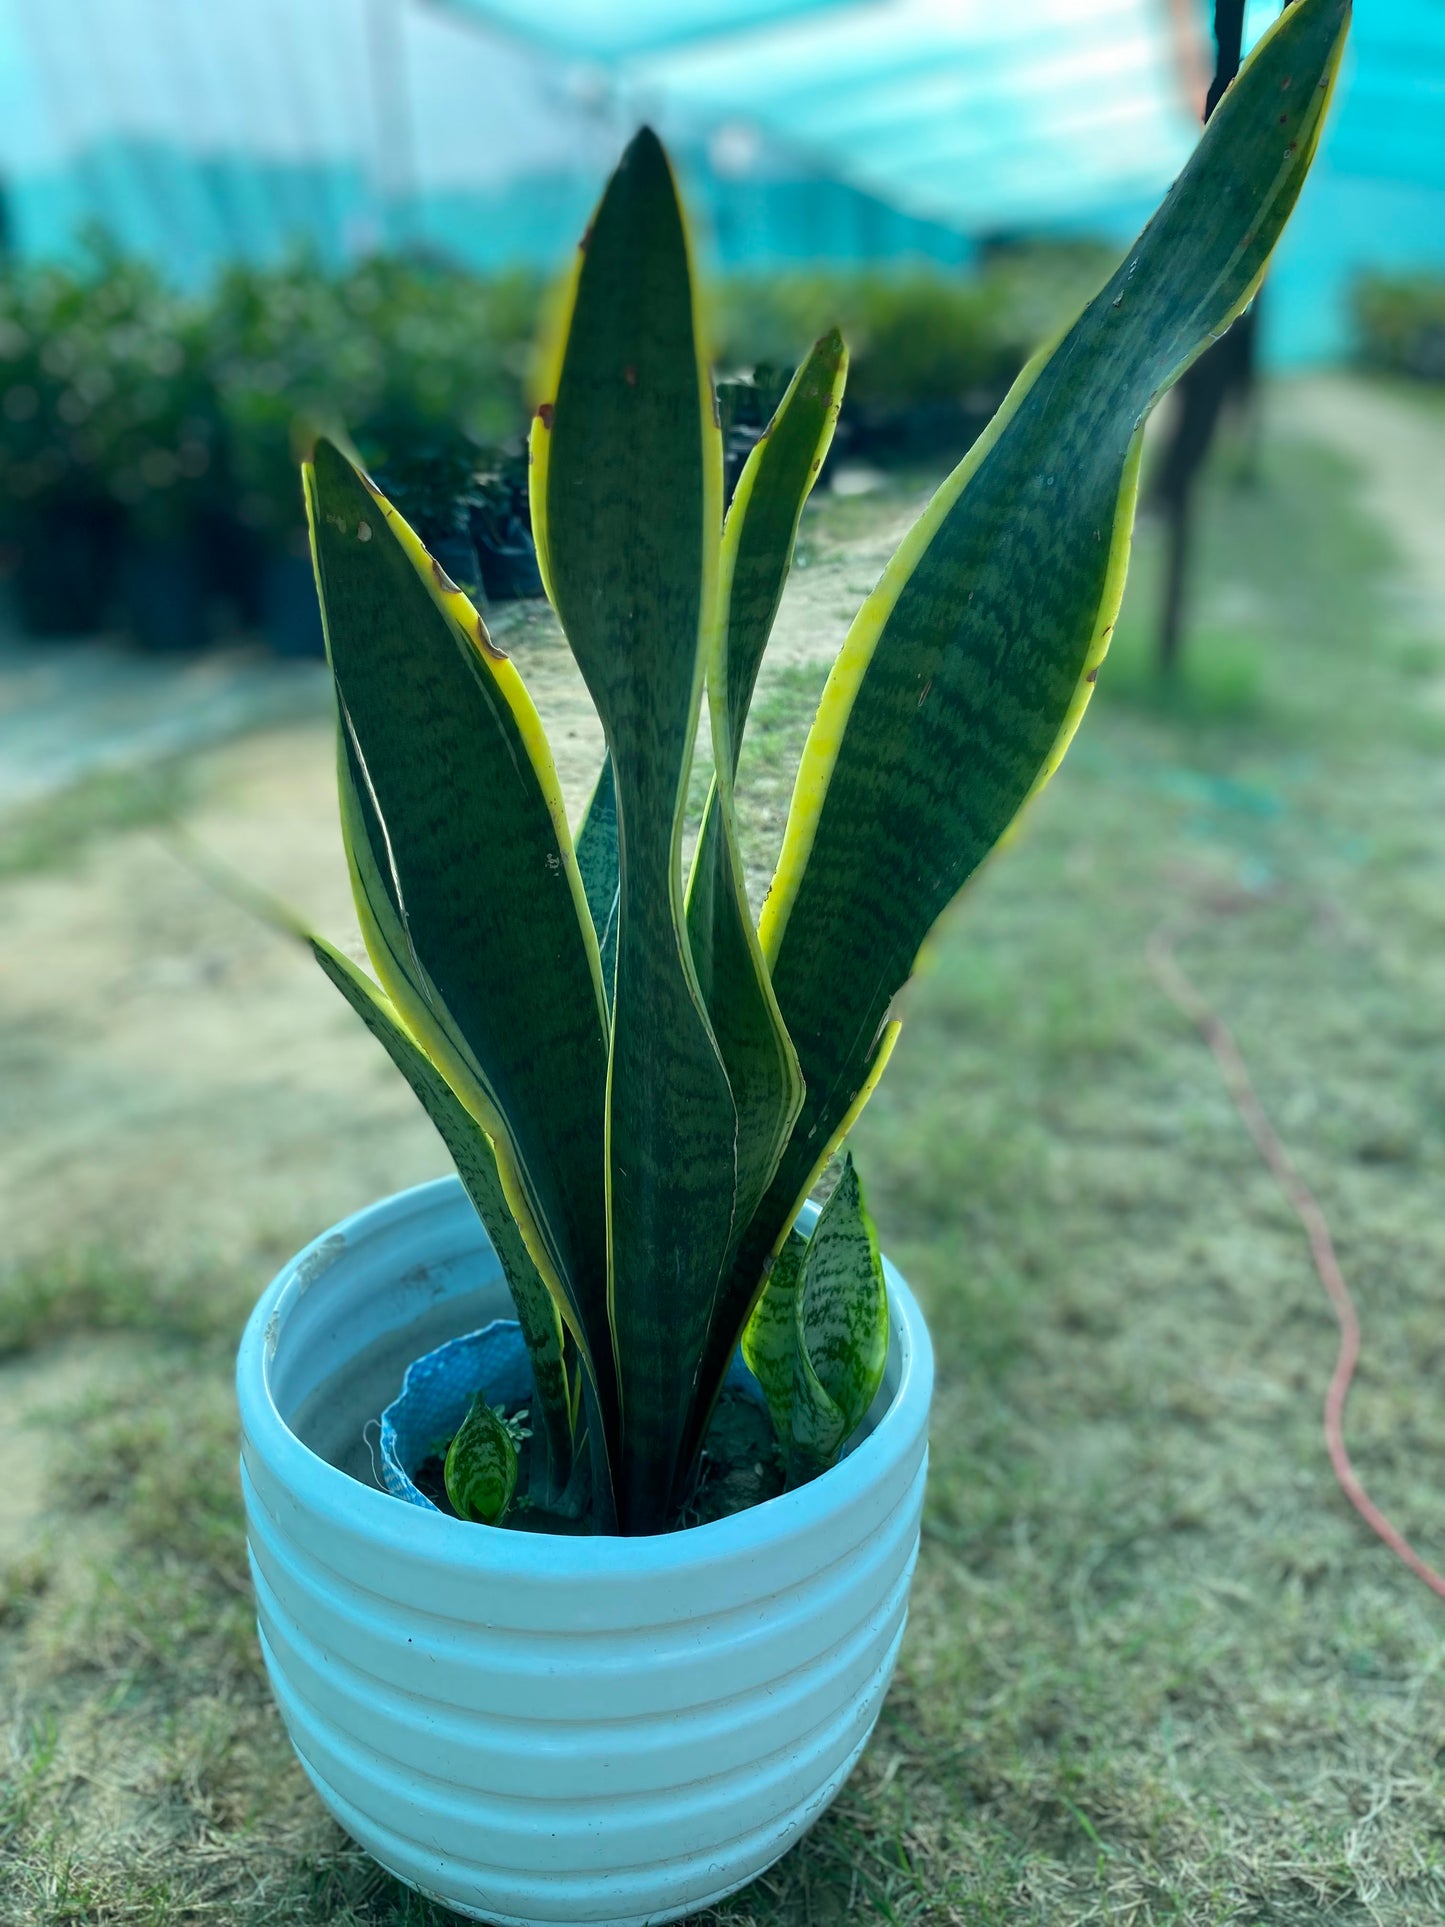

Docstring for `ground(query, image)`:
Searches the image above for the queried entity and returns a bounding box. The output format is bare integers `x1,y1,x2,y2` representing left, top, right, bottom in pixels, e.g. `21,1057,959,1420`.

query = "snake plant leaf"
740,1156,887,1484
695,1015,900,1477
445,1393,519,1525
575,754,618,940
530,126,739,1531
714,330,849,761
786,1348,845,1482
597,889,620,1012
305,935,576,1486
752,0,1349,1268
687,333,848,961
305,443,614,1425
792,1155,888,1467
682,333,848,1467
688,330,847,1065
334,720,616,1523
576,756,620,1009
740,1228,806,1449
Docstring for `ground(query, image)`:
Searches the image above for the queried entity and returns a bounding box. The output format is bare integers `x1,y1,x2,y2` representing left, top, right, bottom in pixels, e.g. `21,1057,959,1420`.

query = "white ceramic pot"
237,1175,933,1927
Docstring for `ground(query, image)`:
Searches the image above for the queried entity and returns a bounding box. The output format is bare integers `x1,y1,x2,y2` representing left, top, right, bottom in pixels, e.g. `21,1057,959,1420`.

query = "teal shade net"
0,0,1441,363
0,0,978,275
1236,0,1445,362
445,0,848,59
615,0,1200,233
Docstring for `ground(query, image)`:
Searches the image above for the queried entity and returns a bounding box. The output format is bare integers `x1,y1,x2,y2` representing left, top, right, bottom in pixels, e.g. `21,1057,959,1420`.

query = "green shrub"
1354,272,1445,381
0,243,217,545
715,244,1117,414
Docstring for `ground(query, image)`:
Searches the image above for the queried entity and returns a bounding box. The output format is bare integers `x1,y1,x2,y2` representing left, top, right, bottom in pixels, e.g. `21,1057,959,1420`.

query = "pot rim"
238,1175,933,1573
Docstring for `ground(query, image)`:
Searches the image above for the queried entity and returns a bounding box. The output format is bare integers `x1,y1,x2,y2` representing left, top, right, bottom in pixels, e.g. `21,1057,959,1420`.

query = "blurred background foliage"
0,236,1122,652
1352,271,1445,382
4,229,1440,658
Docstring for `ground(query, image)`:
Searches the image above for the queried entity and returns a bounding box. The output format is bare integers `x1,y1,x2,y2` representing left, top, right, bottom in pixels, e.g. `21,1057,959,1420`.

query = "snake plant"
295,0,1346,1535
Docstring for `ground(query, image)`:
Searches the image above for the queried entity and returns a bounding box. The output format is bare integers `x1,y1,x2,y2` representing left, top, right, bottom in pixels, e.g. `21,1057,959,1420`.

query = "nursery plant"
1354,270,1445,381
233,8,1347,1916
287,0,1348,1540
0,246,215,638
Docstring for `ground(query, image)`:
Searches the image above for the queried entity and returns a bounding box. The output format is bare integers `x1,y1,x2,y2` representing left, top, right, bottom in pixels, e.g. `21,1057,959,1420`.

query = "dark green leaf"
530,127,739,1531
715,329,849,757
751,0,1350,1267
684,333,848,1462
306,444,614,1442
575,754,618,944
576,756,620,1009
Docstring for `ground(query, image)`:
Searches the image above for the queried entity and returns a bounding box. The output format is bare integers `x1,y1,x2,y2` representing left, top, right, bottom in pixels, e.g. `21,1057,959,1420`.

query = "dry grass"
2,379,1444,1924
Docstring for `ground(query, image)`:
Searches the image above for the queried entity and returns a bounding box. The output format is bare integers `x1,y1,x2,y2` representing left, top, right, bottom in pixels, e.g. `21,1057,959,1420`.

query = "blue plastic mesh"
379,1319,534,1511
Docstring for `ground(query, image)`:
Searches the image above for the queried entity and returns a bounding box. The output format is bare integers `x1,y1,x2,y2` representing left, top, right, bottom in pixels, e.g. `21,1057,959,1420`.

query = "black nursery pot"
431,529,485,604
12,502,121,638
475,522,543,603
120,533,210,653
846,394,999,467
198,510,268,632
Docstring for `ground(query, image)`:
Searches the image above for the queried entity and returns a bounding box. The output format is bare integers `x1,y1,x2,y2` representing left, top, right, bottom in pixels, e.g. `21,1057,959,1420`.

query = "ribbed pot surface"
237,1177,933,1927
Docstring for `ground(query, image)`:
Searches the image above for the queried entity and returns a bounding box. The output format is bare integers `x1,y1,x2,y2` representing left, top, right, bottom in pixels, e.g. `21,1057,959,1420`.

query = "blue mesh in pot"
379,1319,533,1510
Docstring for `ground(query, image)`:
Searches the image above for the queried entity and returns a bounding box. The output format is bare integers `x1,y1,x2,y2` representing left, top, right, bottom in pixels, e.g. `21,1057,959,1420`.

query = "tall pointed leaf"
530,128,739,1531
307,937,576,1485
749,0,1349,1268
682,332,847,1463
713,330,849,762
306,446,614,1436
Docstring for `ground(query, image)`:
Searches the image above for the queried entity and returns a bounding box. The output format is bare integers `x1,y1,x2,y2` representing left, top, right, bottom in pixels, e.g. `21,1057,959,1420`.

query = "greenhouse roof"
1,0,1441,364
457,0,1202,230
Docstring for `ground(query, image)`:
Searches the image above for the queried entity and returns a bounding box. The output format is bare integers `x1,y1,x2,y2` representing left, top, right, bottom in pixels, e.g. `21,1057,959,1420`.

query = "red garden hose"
1147,922,1445,1602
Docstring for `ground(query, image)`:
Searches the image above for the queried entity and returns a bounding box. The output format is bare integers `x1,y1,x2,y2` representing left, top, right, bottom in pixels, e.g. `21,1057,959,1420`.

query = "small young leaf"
445,1395,519,1525
787,1156,889,1482
741,1158,890,1487
788,1349,847,1480
532,125,740,1532
741,1230,806,1447
796,1155,888,1445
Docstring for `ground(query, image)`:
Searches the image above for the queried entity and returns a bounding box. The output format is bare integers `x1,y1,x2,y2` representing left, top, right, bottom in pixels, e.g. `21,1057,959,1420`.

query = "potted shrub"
0,251,135,638
208,255,534,651
207,257,367,656
1354,271,1445,382
237,6,1346,1920
101,287,218,653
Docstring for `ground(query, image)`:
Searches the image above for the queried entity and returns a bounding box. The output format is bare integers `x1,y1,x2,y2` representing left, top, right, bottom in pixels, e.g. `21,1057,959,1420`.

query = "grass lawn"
2,377,1443,1924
